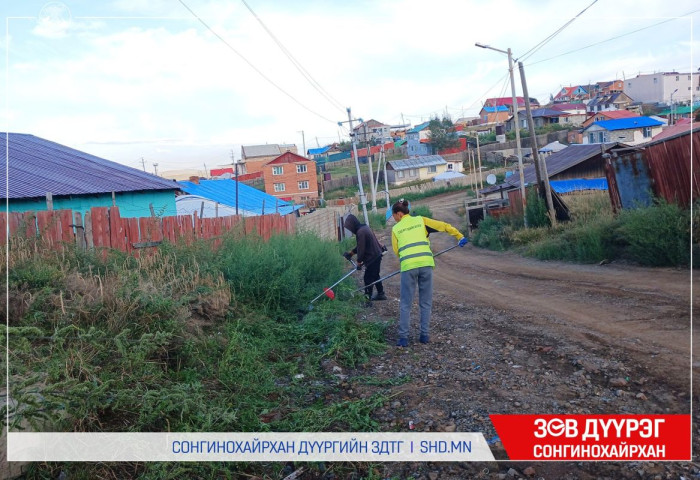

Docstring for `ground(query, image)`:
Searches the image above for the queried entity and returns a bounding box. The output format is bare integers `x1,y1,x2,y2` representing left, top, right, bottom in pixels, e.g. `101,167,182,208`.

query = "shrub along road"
339,192,695,479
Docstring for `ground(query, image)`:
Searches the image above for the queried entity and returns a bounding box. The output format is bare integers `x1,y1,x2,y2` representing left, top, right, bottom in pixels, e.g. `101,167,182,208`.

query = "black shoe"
419,334,430,344
371,292,387,301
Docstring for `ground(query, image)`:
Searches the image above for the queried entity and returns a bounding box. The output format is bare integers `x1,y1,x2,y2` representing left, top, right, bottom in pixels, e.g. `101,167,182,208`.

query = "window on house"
598,132,605,143
589,133,595,143
296,164,307,174
298,180,309,190
653,78,658,84
643,127,652,138
689,75,692,80
397,171,405,178
428,165,437,173
409,169,417,177
274,183,285,192
676,75,679,81
272,166,283,175
447,163,453,170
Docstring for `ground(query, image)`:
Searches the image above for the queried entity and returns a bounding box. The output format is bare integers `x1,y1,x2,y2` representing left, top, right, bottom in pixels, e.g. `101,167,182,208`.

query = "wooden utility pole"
475,134,483,192
518,61,556,225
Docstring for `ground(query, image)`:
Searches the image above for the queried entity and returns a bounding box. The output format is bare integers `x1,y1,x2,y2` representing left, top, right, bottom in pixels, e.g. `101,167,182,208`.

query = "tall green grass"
473,192,692,267
4,232,389,478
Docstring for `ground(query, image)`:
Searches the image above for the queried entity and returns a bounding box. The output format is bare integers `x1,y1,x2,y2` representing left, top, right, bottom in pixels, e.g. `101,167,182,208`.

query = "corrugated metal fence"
1,206,296,253
606,129,699,211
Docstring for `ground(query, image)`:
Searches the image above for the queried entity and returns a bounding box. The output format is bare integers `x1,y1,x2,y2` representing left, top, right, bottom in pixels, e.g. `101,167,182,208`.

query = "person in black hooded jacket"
343,213,387,301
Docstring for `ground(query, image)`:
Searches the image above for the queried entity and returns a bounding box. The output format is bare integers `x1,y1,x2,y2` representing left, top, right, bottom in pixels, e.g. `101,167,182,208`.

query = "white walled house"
582,117,663,146
623,72,699,104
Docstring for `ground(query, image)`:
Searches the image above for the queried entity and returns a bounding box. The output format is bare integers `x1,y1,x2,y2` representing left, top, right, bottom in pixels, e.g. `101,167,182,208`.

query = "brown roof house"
262,151,317,203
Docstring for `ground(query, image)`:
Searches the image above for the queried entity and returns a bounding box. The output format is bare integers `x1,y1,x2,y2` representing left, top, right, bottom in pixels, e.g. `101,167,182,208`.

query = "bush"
472,216,510,251
525,187,549,228
411,205,433,218
615,201,691,266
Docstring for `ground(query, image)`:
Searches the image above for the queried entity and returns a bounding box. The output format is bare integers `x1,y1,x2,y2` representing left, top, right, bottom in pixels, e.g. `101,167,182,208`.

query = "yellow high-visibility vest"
393,215,434,271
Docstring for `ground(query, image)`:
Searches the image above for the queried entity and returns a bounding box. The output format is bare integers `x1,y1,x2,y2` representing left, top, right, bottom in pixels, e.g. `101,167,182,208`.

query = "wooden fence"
0,207,296,253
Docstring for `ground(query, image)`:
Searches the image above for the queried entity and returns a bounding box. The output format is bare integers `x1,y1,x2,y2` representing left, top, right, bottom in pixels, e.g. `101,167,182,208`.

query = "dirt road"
341,192,696,479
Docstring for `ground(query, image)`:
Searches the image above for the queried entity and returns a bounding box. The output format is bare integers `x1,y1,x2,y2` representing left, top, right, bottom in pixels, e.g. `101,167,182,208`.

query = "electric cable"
176,0,337,124
526,8,700,67
517,0,600,63
240,0,346,113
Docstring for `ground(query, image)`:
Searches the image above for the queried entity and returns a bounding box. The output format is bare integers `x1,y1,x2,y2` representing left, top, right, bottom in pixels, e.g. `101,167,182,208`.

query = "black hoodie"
344,214,383,264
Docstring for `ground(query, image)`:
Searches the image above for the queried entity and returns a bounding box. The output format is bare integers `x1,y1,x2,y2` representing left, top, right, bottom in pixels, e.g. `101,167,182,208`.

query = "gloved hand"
356,262,363,270
458,237,469,247
343,252,353,261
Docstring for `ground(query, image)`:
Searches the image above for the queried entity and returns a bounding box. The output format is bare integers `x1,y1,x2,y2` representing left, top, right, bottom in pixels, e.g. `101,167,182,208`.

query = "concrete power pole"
339,108,369,225
363,123,377,212
299,130,307,158
518,61,556,226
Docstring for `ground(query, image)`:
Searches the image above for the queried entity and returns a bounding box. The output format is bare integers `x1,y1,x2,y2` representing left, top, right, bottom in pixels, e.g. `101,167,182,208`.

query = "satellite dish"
486,174,497,185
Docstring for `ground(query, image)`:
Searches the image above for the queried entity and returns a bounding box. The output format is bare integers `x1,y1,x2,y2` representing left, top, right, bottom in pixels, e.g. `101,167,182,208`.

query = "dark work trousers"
364,257,384,298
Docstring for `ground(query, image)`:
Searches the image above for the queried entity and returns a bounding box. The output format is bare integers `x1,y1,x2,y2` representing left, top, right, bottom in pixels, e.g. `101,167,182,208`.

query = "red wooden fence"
0,207,296,253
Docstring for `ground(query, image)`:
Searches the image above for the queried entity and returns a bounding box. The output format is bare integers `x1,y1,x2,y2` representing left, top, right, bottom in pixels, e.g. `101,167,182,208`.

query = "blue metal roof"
388,155,446,171
482,106,509,113
308,145,331,155
407,122,430,134
178,179,301,216
588,117,663,131
1,132,179,199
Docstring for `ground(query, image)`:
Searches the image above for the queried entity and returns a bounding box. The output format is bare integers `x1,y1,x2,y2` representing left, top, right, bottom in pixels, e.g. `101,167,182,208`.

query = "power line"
517,0,600,63
525,8,700,67
176,0,337,124
240,0,346,113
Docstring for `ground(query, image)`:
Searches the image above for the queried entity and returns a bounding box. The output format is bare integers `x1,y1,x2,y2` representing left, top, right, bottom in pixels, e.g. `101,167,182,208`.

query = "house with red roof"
553,85,589,103
483,96,540,113
261,151,317,203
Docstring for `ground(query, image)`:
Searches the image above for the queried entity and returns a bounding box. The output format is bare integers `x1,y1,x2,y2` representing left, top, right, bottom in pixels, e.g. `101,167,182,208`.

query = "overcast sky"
3,0,698,174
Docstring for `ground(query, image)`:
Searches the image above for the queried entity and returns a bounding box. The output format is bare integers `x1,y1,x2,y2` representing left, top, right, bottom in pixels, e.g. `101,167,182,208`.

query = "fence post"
46,192,53,211
73,211,86,249
84,211,94,249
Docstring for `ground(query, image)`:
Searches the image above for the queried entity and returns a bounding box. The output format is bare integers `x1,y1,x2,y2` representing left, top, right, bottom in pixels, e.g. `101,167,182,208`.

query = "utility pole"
519,61,556,226
363,123,377,212
231,150,239,215
475,134,483,192
153,162,159,176
475,43,527,226
141,157,146,172
299,130,307,158
339,108,369,224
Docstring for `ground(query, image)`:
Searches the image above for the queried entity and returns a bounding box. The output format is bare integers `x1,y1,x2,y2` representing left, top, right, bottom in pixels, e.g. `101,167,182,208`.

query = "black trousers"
364,257,383,297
